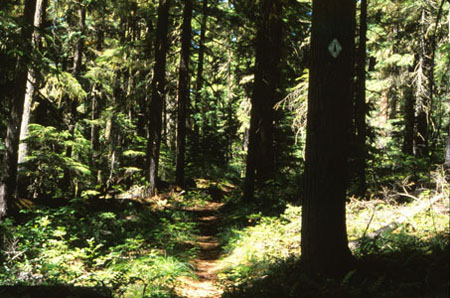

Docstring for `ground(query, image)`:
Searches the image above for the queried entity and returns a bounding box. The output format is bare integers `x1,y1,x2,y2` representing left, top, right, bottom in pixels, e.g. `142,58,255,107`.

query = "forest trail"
176,201,224,298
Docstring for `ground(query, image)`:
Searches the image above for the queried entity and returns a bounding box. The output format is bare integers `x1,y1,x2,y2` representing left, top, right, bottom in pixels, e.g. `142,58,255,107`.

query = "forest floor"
0,173,448,298
176,201,225,298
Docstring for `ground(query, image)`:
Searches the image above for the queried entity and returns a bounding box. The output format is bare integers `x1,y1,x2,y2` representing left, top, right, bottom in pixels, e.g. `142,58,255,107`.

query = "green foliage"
42,68,87,106
219,204,302,288
20,124,91,197
0,193,199,297
275,69,309,149
219,169,449,297
1,0,449,297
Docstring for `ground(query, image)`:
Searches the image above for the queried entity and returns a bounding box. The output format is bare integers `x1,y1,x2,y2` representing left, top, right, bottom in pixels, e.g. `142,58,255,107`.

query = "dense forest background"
0,0,449,297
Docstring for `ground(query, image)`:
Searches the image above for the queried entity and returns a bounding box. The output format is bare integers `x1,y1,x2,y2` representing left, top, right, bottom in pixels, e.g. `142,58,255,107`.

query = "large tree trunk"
301,0,355,276
0,0,37,219
175,0,192,187
353,0,368,196
18,0,46,167
147,0,170,196
243,0,282,200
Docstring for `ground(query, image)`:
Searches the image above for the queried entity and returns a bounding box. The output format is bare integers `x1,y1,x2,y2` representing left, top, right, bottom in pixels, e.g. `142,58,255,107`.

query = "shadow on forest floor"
0,285,111,298
1,178,448,298
220,233,450,298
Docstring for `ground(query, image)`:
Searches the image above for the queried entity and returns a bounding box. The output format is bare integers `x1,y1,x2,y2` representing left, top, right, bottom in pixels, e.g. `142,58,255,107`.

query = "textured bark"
175,0,192,187
243,0,282,200
147,0,170,196
354,0,367,196
301,0,355,276
0,0,37,219
18,0,46,166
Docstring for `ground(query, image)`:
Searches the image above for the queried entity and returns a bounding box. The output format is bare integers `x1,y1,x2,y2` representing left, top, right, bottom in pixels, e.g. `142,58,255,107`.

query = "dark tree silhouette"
0,0,37,218
354,0,367,196
175,0,193,187
244,0,283,200
147,0,171,196
301,0,356,276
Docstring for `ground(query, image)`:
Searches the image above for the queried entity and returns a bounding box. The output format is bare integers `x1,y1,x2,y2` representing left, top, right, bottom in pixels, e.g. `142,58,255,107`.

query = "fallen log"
349,194,446,250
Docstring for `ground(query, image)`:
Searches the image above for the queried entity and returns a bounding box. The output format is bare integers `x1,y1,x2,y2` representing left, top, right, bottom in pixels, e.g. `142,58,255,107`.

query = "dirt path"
177,201,224,298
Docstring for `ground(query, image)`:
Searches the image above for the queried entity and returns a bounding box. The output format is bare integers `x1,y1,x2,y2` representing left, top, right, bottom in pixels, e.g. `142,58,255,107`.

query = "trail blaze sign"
328,38,342,58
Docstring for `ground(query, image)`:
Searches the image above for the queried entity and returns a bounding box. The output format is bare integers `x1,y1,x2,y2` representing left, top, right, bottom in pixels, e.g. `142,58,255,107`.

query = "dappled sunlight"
175,199,226,298
217,169,449,296
1,0,449,297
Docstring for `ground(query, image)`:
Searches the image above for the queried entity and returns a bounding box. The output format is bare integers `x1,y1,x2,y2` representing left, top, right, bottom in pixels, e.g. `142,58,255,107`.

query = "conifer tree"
0,0,37,218
147,0,171,196
301,0,356,276
175,0,193,187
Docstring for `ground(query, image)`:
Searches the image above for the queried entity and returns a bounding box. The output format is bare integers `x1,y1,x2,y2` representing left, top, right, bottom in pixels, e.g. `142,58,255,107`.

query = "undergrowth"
218,167,449,298
0,190,202,298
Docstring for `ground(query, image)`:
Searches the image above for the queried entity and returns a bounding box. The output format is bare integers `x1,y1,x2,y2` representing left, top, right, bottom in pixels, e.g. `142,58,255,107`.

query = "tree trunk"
301,0,355,276
62,1,86,192
18,0,46,167
194,0,208,168
175,0,192,187
226,41,234,163
415,9,431,158
243,107,259,200
428,0,446,157
195,0,207,125
354,0,367,196
91,28,104,157
147,0,170,196
243,0,282,200
72,2,85,77
445,124,450,167
402,85,415,155
0,0,37,218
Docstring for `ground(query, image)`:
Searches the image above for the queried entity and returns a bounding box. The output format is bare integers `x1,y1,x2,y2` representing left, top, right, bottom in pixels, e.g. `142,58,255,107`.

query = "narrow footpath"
176,201,224,298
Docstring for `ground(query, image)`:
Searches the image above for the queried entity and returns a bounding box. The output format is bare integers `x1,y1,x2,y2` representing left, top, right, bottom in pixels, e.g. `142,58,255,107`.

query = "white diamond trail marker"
328,38,342,58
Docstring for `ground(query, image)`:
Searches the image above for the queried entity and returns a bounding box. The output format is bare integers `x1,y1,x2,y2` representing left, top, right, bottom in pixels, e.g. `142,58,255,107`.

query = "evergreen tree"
18,0,46,167
0,0,37,218
175,0,193,187
147,0,171,196
353,0,368,196
301,0,356,276
243,0,283,200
